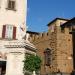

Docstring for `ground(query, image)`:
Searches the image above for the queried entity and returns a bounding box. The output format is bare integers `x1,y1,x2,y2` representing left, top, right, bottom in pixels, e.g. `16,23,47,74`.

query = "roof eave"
47,18,69,26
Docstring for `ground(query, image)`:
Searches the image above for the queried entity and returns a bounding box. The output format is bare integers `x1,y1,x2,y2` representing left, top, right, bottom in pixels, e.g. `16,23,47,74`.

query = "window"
5,25,13,39
2,25,16,39
61,27,65,33
47,32,48,36
44,48,51,66
49,25,54,32
7,0,16,10
69,26,72,33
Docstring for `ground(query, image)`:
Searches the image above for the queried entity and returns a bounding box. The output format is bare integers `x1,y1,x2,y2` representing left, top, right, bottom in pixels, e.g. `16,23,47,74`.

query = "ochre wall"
27,19,73,74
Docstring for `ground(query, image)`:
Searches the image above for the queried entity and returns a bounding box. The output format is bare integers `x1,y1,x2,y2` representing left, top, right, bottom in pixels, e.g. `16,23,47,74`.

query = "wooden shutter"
8,1,11,8
13,26,16,39
2,25,6,39
8,1,15,10
12,1,15,9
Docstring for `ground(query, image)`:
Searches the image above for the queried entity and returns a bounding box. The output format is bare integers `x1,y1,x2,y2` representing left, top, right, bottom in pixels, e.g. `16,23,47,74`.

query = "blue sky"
27,0,75,32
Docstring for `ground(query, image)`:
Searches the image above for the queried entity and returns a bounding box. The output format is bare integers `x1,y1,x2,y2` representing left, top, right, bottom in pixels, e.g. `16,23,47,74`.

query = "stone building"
0,0,36,75
27,18,75,75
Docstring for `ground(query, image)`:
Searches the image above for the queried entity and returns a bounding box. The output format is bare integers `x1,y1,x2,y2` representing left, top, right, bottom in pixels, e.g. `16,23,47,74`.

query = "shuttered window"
5,25,13,39
2,25,16,39
7,0,16,10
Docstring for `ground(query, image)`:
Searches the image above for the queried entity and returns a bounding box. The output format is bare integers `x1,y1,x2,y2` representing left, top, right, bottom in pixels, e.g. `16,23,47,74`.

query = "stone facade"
0,0,36,75
27,18,75,75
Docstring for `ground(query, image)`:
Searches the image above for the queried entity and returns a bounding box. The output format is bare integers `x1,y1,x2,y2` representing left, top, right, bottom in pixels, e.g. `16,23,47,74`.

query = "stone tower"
27,18,75,75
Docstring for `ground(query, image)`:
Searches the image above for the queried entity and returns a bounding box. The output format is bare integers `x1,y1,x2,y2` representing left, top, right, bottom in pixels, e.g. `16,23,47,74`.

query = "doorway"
0,61,6,75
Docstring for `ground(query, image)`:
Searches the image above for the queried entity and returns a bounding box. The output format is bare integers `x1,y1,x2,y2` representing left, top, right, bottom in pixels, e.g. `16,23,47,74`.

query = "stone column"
6,52,24,75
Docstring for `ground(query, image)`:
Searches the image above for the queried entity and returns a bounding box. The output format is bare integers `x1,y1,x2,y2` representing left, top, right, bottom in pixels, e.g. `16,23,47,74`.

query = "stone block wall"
27,18,74,75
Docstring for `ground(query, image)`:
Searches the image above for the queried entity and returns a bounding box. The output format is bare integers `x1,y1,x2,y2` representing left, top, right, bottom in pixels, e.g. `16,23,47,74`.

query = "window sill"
6,8,16,11
0,38,17,40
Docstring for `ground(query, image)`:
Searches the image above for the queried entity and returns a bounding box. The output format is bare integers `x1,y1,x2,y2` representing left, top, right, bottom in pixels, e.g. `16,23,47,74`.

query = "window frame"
2,25,16,40
44,48,51,66
5,25,13,39
61,27,65,33
6,0,16,11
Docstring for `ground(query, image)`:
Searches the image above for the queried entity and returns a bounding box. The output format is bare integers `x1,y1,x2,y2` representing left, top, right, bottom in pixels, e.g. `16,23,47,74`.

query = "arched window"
44,48,51,66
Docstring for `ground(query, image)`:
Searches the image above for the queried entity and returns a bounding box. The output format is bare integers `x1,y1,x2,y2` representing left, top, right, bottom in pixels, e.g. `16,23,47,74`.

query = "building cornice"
3,40,37,52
